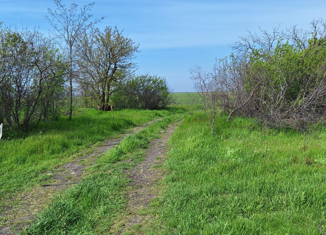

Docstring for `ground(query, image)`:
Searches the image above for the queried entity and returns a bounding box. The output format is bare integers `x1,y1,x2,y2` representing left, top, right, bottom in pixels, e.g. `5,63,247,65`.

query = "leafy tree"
76,26,139,110
0,26,66,131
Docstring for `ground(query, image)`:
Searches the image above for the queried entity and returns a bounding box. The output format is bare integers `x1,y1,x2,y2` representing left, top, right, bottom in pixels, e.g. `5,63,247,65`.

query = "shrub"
111,74,174,109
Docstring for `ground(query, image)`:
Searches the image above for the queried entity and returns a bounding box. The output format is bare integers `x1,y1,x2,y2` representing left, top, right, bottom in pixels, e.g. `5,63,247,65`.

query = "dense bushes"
111,75,173,109
245,32,326,128
0,26,66,131
192,19,326,132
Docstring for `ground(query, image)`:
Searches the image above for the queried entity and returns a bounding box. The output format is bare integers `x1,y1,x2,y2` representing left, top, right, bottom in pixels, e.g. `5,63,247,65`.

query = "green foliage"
77,26,139,111
0,26,66,131
248,36,326,113
111,74,173,109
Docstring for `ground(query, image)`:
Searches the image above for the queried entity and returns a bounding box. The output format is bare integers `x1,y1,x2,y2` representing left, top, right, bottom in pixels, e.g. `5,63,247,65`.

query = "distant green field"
171,92,201,106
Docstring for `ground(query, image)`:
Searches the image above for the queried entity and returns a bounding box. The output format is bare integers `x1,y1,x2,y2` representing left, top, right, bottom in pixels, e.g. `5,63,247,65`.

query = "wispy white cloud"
97,0,326,50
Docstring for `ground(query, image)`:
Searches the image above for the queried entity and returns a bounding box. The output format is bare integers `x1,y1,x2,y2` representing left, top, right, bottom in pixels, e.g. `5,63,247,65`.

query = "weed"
306,157,315,165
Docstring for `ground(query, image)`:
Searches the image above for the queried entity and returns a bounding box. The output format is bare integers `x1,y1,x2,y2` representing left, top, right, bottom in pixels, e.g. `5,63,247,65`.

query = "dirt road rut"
113,120,182,234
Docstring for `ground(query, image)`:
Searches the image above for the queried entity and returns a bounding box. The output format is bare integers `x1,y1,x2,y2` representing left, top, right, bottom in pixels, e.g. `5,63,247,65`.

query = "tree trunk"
104,81,111,111
68,48,73,122
100,90,106,110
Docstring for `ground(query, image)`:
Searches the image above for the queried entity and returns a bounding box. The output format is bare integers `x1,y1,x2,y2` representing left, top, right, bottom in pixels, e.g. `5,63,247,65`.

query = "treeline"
0,0,172,133
193,19,326,134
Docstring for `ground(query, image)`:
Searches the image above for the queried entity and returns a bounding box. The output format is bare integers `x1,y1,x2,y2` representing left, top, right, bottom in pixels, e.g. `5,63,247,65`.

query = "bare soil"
0,119,161,235
112,120,182,235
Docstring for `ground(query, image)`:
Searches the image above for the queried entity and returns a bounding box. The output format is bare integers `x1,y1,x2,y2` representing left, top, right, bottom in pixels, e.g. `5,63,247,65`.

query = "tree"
0,26,66,131
190,65,222,134
46,0,103,120
190,56,260,134
76,26,139,110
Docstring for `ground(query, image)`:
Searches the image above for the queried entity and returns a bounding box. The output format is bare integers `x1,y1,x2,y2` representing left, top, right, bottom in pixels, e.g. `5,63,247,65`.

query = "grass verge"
21,114,185,234
148,112,326,234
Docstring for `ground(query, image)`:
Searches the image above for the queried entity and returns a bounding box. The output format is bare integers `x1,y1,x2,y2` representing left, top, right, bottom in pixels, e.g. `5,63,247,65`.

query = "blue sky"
1,0,326,91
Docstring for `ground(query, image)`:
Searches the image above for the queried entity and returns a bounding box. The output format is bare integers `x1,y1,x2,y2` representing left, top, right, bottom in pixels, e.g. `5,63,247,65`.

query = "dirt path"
0,119,161,235
111,120,182,234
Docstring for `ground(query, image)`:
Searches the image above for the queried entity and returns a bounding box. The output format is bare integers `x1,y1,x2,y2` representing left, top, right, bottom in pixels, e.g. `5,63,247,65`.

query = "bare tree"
190,65,223,134
215,56,262,122
46,0,103,120
191,56,262,134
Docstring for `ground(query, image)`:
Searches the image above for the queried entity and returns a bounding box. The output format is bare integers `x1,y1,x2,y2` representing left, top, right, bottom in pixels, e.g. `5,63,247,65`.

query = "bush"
111,74,174,109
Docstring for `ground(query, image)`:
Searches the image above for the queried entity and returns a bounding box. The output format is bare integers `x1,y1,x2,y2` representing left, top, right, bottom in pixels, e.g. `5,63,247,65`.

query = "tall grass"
0,107,186,212
22,114,184,234
150,112,326,234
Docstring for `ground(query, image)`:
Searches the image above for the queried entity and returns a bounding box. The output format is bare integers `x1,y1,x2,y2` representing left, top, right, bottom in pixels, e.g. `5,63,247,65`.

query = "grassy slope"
21,114,185,235
0,107,185,212
149,112,326,234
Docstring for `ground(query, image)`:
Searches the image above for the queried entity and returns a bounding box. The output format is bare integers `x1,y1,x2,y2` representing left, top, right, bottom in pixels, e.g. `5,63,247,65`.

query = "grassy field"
0,107,186,214
22,115,184,234
147,112,326,234
171,92,201,106
4,97,326,234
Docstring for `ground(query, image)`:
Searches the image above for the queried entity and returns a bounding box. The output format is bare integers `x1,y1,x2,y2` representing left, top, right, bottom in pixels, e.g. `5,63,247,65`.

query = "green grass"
171,92,201,106
21,114,185,235
0,107,186,213
148,112,326,234
8,105,326,234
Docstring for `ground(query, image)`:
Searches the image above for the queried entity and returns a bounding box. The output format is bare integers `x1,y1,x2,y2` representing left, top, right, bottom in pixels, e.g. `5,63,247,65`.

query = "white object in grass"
0,123,2,140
